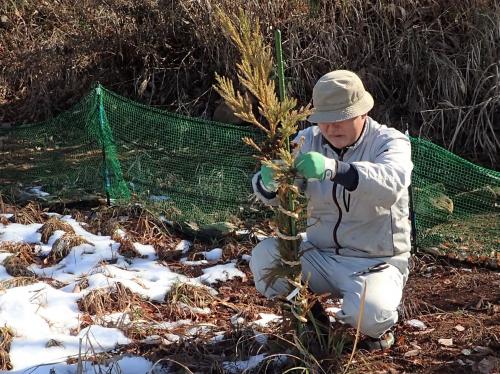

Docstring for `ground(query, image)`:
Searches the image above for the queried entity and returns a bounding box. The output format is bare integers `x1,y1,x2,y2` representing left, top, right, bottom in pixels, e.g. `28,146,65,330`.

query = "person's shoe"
360,331,395,351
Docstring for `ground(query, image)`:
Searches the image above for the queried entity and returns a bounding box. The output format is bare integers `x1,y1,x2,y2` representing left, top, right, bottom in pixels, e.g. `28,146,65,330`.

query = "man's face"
318,114,367,149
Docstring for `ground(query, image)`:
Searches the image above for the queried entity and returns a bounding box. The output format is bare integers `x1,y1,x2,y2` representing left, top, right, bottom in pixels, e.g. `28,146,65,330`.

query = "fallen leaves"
404,349,420,357
454,324,465,332
405,319,427,330
438,338,453,347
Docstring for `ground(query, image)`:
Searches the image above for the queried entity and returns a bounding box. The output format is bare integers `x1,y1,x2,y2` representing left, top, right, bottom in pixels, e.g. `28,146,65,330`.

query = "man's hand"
294,152,334,180
260,164,278,192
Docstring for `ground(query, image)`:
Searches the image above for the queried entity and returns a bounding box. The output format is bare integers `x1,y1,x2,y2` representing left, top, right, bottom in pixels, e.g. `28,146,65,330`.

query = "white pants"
249,238,409,338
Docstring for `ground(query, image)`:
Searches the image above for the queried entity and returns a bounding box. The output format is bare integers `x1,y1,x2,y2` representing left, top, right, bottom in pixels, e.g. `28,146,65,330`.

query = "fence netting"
0,85,498,265
410,137,499,266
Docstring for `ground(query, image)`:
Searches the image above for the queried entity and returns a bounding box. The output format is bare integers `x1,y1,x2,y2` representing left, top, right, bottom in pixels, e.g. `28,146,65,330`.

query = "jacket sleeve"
350,131,413,208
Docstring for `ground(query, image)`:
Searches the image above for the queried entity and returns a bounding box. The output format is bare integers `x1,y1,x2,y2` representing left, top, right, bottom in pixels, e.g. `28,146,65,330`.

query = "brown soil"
123,247,500,373
385,256,500,373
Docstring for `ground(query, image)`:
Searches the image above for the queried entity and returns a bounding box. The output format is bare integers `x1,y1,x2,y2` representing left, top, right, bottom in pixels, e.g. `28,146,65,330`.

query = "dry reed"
3,255,35,277
0,277,38,290
116,237,141,258
0,241,33,254
1,0,498,166
38,217,75,244
47,233,92,264
12,202,46,224
1,242,37,277
0,326,13,371
163,282,216,320
78,283,136,316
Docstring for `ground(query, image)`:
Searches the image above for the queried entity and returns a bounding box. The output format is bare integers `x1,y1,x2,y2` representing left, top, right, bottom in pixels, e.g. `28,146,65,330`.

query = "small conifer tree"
214,8,308,288
214,9,334,352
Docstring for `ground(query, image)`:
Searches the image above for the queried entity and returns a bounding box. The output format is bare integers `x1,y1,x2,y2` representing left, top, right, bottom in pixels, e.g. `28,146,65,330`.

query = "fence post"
406,128,418,252
274,29,298,253
95,84,131,204
96,85,112,205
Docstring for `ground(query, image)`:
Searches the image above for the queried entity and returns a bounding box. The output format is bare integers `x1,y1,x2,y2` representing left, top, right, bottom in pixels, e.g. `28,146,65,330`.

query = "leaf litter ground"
0,205,498,373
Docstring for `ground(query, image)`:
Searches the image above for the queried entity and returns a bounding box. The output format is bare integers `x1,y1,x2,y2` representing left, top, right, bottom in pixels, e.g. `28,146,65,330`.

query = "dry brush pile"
1,0,499,166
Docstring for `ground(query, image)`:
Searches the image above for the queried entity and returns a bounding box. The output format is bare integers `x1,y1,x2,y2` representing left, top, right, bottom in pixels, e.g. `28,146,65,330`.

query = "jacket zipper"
332,148,347,254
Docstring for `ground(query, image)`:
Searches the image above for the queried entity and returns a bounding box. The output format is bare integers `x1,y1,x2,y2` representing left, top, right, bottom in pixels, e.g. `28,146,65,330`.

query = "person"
249,70,413,350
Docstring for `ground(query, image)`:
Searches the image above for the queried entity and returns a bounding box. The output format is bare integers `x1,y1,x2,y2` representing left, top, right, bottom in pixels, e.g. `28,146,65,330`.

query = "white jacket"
252,117,413,269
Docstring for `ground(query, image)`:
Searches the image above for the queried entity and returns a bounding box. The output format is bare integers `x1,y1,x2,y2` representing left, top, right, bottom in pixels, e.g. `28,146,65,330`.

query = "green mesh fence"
0,85,498,264
0,90,104,198
0,85,262,224
410,136,499,264
100,87,263,223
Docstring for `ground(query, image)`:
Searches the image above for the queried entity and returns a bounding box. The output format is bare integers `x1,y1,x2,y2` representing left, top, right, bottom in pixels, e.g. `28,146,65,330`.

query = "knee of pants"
249,238,279,277
341,294,399,338
249,238,288,298
300,250,341,296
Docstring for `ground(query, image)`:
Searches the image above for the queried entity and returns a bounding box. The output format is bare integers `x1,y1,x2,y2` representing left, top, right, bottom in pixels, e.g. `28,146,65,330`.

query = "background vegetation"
1,0,499,167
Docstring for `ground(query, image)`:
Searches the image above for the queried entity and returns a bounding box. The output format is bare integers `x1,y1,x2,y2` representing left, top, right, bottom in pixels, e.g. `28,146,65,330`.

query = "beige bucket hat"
308,70,374,123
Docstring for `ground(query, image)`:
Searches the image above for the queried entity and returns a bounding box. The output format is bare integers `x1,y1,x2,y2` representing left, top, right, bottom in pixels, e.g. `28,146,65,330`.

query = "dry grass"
163,282,216,320
116,237,141,258
0,242,36,264
74,277,89,292
156,246,183,262
85,205,175,250
83,205,139,235
0,0,498,166
78,283,137,317
130,213,175,248
37,217,75,244
0,326,13,371
46,233,92,265
0,241,33,255
99,218,121,238
0,195,11,224
86,205,185,262
3,255,35,277
0,276,38,290
0,195,16,217
0,327,13,351
1,242,37,277
0,195,6,215
12,202,47,224
67,208,88,224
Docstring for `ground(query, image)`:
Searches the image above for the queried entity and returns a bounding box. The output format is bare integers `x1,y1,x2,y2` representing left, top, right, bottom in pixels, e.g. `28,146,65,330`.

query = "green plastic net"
101,87,263,223
0,90,104,199
410,137,499,265
0,85,262,224
0,85,498,264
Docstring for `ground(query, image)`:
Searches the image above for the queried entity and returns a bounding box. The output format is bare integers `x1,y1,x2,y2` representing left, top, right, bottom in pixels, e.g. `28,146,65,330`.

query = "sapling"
214,8,333,353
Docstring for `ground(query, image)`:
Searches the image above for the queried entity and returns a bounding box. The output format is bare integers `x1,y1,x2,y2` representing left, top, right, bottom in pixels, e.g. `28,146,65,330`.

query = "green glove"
294,152,326,180
260,164,278,192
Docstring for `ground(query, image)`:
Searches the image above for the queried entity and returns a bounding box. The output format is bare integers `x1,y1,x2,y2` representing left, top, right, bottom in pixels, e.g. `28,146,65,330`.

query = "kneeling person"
250,70,413,350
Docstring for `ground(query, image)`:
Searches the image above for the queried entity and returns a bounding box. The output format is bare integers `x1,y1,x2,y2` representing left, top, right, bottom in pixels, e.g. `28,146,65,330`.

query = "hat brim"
307,92,374,123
